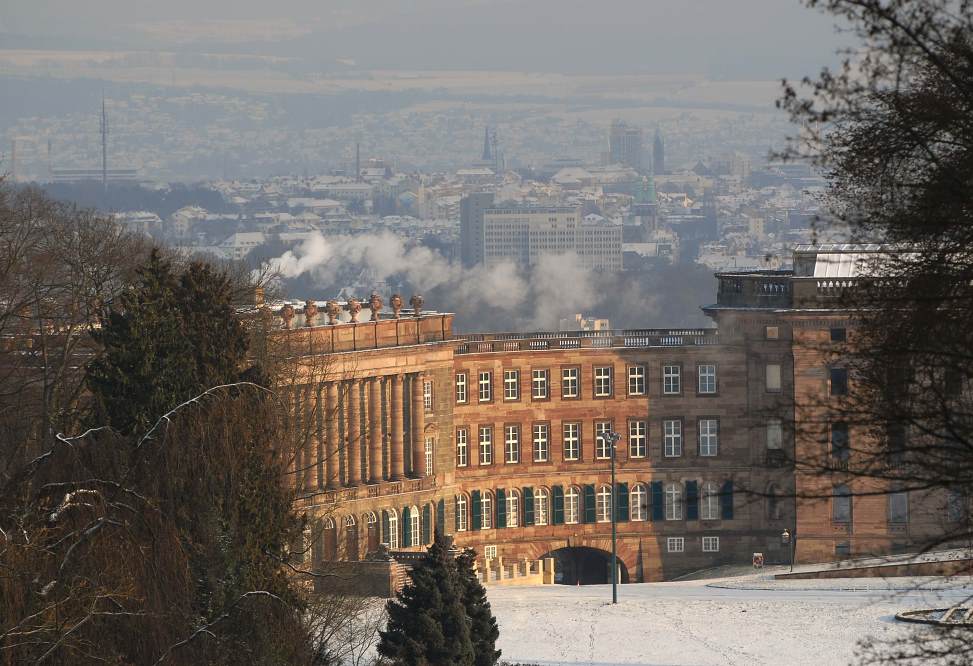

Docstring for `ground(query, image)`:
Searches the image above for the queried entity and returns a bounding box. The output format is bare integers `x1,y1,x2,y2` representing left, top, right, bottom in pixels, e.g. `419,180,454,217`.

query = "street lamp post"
599,430,622,604
781,528,794,572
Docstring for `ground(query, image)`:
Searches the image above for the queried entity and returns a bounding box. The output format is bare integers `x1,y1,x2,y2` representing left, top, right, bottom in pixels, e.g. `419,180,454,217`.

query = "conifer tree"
378,532,475,665
455,547,501,666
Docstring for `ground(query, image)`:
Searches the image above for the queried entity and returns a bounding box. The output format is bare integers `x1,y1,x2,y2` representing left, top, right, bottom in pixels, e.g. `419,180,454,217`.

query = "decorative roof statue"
348,298,362,323
325,299,340,325
280,304,295,329
304,300,319,327
369,292,383,321
390,293,403,319
410,294,424,317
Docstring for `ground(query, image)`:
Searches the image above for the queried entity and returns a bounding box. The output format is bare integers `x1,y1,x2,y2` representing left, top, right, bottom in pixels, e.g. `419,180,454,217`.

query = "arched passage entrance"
542,547,629,585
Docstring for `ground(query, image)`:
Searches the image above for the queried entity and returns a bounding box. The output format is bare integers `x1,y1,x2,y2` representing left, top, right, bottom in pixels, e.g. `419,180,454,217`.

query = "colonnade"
290,372,430,492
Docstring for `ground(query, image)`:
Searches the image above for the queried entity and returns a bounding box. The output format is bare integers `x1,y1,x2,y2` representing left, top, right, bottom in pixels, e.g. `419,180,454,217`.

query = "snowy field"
487,571,973,666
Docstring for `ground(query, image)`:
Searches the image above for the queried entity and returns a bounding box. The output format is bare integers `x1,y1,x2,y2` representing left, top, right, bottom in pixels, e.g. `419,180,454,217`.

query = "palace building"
273,246,956,584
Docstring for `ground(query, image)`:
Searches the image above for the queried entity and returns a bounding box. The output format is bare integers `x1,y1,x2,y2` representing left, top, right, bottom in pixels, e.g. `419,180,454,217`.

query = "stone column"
389,374,405,481
368,377,383,483
325,382,340,490
346,380,362,486
315,383,325,489
411,374,426,478
289,385,301,492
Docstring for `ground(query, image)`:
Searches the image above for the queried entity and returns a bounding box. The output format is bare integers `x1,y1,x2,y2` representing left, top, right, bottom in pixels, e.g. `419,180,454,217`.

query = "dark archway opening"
543,546,630,585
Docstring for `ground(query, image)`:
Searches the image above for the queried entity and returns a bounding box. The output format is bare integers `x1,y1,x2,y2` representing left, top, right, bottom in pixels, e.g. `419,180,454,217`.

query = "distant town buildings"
608,120,644,172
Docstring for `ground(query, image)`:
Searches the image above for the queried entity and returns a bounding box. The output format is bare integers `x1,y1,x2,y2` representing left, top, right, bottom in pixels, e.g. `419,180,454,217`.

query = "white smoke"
263,231,604,330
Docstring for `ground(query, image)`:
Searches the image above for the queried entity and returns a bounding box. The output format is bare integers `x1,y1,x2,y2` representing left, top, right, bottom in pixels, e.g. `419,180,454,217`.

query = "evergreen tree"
378,532,475,666
455,548,501,666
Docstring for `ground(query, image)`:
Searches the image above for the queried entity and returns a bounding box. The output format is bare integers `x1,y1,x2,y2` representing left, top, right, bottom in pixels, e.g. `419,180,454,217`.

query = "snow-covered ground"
487,570,973,666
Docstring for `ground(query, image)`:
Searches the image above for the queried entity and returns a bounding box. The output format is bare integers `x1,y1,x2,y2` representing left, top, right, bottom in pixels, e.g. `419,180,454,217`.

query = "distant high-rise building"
460,191,495,267
481,127,493,162
608,120,643,172
653,129,666,175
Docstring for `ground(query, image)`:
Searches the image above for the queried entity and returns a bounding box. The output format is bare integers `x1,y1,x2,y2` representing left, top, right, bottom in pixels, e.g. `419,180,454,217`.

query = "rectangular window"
594,366,613,397
663,419,683,457
455,373,467,404
697,364,717,394
424,437,434,474
478,426,493,465
532,423,549,462
765,326,779,340
423,380,433,410
830,368,849,396
702,536,720,553
830,327,847,342
628,420,647,458
628,365,646,395
831,422,850,460
532,369,549,399
766,363,782,392
562,367,579,398
484,544,497,559
503,369,519,401
478,371,492,402
563,422,580,461
663,364,681,395
595,421,613,459
504,425,520,464
667,537,685,553
456,428,468,467
698,418,719,456
889,492,909,524
766,419,783,449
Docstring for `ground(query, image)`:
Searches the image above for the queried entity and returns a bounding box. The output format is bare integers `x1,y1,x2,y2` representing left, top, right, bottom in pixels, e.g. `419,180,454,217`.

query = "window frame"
455,372,468,404
532,422,550,463
596,485,613,523
564,486,580,524
666,536,685,553
423,380,433,411
478,370,493,402
765,325,779,340
478,425,493,466
561,366,581,399
531,368,550,400
829,367,849,396
630,483,647,521
628,419,647,458
698,417,719,457
456,495,468,531
594,420,613,459
503,369,520,401
535,488,550,526
456,427,468,467
662,363,682,395
424,436,434,475
503,423,520,464
481,491,493,530
663,418,684,457
888,491,909,524
766,418,783,450
702,536,720,553
627,364,646,396
766,363,782,393
563,422,581,461
505,490,520,528
832,484,852,523
665,483,683,521
697,363,718,395
701,482,719,520
594,365,614,398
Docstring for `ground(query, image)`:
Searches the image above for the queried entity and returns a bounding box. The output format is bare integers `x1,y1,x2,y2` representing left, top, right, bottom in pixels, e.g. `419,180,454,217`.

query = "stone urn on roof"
369,292,383,321
410,294,424,317
348,298,362,323
390,293,403,319
325,299,340,325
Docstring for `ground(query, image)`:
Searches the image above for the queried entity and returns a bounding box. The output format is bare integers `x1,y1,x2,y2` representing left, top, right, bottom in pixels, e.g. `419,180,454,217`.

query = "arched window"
410,505,421,547
833,484,852,523
596,485,612,523
383,509,399,548
344,515,358,561
481,491,494,530
766,484,782,521
535,488,550,526
565,486,580,524
506,490,520,528
344,515,356,528
456,495,468,531
323,517,336,530
322,517,338,560
364,512,379,553
701,482,719,520
665,483,683,521
630,484,647,521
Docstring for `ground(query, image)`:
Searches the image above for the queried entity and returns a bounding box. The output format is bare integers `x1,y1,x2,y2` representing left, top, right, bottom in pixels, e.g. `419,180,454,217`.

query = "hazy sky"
3,0,844,78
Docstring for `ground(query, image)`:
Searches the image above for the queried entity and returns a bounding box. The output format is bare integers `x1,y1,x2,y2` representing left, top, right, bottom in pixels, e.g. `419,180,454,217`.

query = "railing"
455,328,718,354
716,272,793,308
298,476,436,506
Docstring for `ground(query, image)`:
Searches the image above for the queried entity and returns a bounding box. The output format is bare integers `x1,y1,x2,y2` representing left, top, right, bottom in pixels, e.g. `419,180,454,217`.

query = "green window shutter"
382,510,392,544
422,504,431,543
616,482,629,522
471,490,482,531
401,506,411,546
524,487,535,526
686,481,699,520
552,485,564,525
721,480,734,520
437,499,445,537
583,484,596,523
651,482,664,521
496,488,506,528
